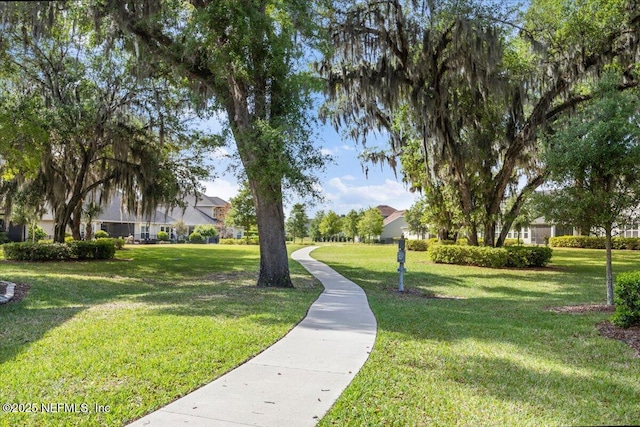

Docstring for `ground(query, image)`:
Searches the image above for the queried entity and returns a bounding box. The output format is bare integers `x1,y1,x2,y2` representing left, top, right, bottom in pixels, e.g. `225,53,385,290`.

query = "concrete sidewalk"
128,246,377,427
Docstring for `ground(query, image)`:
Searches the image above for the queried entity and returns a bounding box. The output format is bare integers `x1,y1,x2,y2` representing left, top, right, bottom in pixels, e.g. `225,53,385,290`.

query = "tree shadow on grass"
0,248,317,367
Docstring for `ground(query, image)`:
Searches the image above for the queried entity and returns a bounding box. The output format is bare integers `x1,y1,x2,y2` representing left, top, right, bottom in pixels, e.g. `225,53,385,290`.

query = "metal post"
397,236,406,292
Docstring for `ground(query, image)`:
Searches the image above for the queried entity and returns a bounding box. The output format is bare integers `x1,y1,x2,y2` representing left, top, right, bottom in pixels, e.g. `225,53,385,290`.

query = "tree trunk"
70,204,83,241
483,221,496,247
467,223,479,246
605,226,614,306
53,208,69,243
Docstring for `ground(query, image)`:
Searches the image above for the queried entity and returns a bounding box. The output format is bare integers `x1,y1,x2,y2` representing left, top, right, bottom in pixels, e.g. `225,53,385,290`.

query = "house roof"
376,205,398,219
40,192,227,227
383,210,405,226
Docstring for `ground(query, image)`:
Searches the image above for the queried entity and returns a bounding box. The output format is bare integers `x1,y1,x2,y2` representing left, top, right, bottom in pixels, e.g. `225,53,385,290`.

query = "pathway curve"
128,246,377,427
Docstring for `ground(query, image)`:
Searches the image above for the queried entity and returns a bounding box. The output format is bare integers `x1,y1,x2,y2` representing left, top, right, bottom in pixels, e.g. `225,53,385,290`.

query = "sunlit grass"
314,245,640,426
0,244,321,427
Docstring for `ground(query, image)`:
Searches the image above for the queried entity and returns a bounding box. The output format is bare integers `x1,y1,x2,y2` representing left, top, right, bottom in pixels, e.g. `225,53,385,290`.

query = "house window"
141,225,150,239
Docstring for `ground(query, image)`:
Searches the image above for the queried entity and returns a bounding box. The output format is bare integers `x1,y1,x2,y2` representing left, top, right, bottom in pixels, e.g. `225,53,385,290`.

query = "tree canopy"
0,2,210,243
97,0,328,287
537,72,640,305
319,0,640,246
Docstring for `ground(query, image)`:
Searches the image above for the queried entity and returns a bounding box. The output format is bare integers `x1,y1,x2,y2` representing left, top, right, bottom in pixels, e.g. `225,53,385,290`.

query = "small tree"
342,209,362,243
539,73,640,305
358,207,384,243
310,210,325,242
320,210,342,241
286,203,309,244
173,220,189,241
225,182,258,236
194,224,219,239
405,198,429,240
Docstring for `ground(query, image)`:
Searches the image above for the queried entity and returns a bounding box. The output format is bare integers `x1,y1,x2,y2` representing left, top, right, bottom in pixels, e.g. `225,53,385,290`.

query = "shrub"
427,244,552,268
189,232,205,243
504,246,553,268
612,271,640,328
549,235,640,250
113,237,125,250
503,239,522,247
193,224,219,238
3,242,71,261
94,230,109,239
0,232,9,244
428,245,508,268
219,238,238,245
157,231,170,241
68,239,116,260
406,239,428,252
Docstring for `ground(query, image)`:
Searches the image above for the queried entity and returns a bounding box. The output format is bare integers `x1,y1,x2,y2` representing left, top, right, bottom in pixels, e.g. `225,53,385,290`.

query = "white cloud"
320,147,335,156
341,174,356,181
341,144,356,151
209,147,231,160
201,178,239,202
318,177,419,214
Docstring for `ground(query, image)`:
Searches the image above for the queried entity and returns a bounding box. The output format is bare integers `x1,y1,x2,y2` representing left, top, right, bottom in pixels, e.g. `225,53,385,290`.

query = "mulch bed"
548,304,640,357
0,282,31,304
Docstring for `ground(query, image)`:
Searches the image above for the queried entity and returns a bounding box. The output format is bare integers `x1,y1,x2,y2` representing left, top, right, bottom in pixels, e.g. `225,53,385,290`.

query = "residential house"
38,193,243,242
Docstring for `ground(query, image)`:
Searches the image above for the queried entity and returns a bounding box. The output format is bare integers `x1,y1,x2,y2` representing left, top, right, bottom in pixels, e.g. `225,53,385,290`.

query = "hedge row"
3,240,116,261
427,245,552,268
549,236,640,250
613,271,640,328
406,238,454,251
219,237,260,245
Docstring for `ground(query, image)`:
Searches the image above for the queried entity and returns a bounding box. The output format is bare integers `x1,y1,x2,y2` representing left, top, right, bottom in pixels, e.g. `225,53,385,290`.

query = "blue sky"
200,119,420,217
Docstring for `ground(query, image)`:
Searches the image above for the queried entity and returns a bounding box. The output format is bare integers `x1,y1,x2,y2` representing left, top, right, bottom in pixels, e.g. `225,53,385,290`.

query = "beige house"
39,193,243,242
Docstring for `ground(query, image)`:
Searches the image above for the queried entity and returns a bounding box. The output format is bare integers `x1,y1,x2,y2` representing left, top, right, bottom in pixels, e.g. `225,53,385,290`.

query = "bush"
504,239,522,247
3,240,116,261
549,235,640,250
219,237,259,245
113,237,125,250
406,239,428,252
193,224,219,238
612,271,640,328
3,242,71,261
189,232,205,243
0,232,9,244
504,246,553,268
68,239,116,260
94,230,109,239
157,231,170,241
428,245,508,268
427,244,552,268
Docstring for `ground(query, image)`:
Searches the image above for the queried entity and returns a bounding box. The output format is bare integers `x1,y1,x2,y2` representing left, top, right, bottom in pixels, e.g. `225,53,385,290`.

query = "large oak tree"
99,0,326,287
319,0,640,246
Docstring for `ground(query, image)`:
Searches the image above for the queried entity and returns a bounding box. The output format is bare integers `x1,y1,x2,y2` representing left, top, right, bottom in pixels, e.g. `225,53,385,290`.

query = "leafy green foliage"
406,239,429,252
68,240,116,260
550,236,640,250
358,208,384,243
286,203,309,243
341,209,362,242
319,210,342,241
428,245,552,268
3,240,115,261
225,182,257,231
193,225,219,238
0,4,211,242
188,232,205,244
612,271,640,328
219,237,260,245
157,231,170,241
94,230,109,239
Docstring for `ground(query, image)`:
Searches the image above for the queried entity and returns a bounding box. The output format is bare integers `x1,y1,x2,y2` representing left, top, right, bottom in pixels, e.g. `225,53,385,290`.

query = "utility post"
397,236,406,292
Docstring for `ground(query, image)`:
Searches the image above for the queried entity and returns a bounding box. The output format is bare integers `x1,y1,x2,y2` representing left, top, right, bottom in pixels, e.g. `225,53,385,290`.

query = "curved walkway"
128,246,377,427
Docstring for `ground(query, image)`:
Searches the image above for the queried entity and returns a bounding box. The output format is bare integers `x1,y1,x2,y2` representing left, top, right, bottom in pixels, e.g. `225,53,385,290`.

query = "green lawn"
0,244,321,427
312,245,640,426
